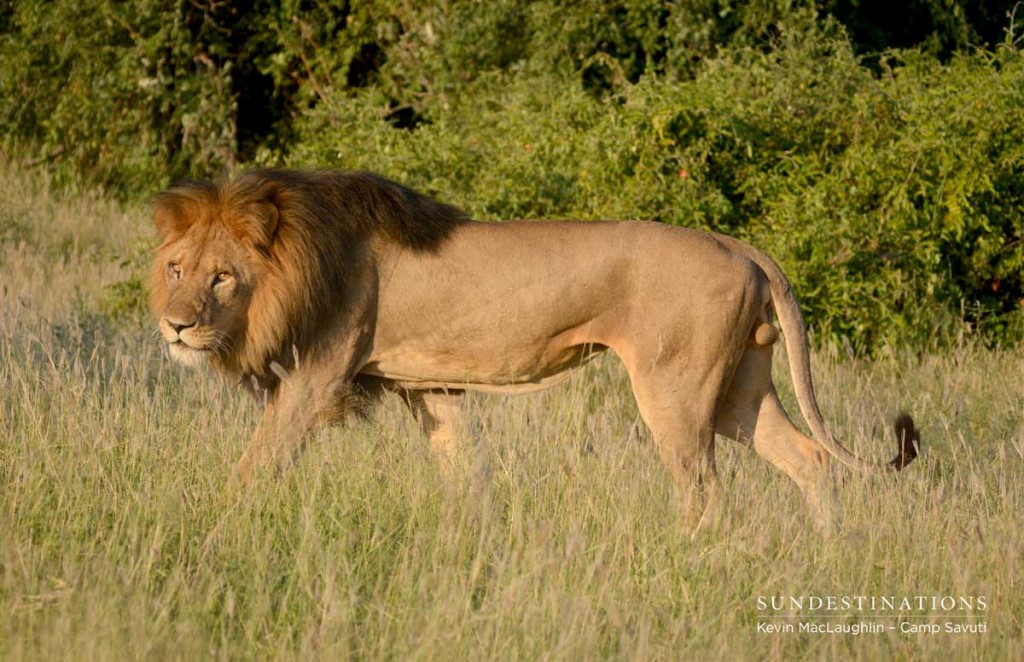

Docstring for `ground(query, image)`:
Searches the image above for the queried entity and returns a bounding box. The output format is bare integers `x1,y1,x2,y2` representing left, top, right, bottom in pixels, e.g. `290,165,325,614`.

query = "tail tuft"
890,412,921,471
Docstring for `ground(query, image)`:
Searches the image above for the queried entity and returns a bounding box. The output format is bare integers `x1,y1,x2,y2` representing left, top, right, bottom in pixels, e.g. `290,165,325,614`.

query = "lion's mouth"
170,340,209,351
167,340,213,367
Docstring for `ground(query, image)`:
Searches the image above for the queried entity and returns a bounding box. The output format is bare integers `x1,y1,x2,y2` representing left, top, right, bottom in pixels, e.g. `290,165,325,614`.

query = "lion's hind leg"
716,345,839,533
615,258,773,535
622,353,734,536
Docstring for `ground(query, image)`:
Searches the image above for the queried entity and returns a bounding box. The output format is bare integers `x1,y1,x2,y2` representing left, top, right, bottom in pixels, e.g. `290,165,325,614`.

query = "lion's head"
151,169,466,380
150,178,279,375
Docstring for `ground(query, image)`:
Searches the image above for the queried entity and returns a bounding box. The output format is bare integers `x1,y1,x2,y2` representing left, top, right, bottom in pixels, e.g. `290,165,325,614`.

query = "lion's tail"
712,233,920,473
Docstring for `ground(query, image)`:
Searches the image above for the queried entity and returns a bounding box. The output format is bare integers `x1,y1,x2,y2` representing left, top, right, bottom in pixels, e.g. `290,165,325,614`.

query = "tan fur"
151,168,919,533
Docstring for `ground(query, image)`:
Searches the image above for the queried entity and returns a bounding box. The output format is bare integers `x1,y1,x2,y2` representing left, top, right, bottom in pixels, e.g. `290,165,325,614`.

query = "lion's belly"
362,336,607,393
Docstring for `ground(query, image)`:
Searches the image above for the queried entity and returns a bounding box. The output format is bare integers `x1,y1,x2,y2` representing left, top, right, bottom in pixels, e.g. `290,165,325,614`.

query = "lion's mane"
150,169,468,380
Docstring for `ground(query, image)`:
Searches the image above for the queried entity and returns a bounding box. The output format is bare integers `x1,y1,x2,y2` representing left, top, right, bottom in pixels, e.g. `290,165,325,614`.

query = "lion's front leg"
237,364,365,485
237,399,291,486
404,390,468,468
403,389,490,493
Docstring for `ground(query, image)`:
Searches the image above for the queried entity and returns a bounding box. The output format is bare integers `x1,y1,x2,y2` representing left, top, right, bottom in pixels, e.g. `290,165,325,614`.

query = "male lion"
152,169,919,532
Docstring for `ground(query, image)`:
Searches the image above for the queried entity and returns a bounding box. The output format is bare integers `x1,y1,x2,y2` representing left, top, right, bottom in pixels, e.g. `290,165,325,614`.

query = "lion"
151,168,919,533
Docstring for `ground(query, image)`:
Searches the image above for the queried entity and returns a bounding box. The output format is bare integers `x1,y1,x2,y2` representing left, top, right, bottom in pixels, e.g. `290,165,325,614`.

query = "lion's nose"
165,317,196,335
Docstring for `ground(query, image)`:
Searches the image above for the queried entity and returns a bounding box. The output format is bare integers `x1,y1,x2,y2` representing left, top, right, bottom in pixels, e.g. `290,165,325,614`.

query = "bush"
0,1,236,192
1,1,1022,349
2,0,968,192
291,30,1024,350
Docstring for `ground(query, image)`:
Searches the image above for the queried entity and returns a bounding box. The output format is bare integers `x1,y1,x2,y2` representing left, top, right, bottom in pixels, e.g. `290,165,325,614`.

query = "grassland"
1,162,1022,660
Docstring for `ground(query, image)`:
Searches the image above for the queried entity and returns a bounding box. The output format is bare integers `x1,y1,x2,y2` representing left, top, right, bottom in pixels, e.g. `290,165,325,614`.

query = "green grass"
1,162,1022,660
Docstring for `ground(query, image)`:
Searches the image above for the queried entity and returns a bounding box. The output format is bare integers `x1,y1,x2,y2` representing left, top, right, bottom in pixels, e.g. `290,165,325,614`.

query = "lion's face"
154,225,257,368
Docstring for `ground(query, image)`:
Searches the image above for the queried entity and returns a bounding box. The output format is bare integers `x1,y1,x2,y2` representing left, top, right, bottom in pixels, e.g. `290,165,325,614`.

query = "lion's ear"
229,201,280,255
154,207,190,240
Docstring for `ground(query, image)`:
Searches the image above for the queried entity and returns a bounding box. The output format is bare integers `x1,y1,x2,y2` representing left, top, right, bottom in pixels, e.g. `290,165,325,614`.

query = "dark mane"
233,168,468,252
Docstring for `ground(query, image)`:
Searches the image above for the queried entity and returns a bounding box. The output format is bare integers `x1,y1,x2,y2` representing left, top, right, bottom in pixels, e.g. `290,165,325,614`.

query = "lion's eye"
168,263,182,279
213,271,233,287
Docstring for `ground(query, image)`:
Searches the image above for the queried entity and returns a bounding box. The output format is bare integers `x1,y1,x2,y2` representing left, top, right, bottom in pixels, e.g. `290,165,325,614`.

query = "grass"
1,161,1022,660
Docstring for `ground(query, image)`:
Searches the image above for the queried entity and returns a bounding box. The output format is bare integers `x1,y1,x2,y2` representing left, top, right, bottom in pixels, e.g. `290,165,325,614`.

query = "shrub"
0,0,941,192
1,1,1021,349
290,30,1024,350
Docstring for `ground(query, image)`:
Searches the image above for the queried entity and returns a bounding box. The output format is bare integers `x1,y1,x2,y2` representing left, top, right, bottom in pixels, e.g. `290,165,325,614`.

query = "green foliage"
97,277,147,323
5,0,996,190
292,31,1024,350
1,1,1022,349
0,1,236,191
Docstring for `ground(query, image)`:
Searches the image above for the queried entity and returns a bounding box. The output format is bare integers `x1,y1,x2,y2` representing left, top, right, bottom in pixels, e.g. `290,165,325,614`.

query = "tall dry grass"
1,162,1021,660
